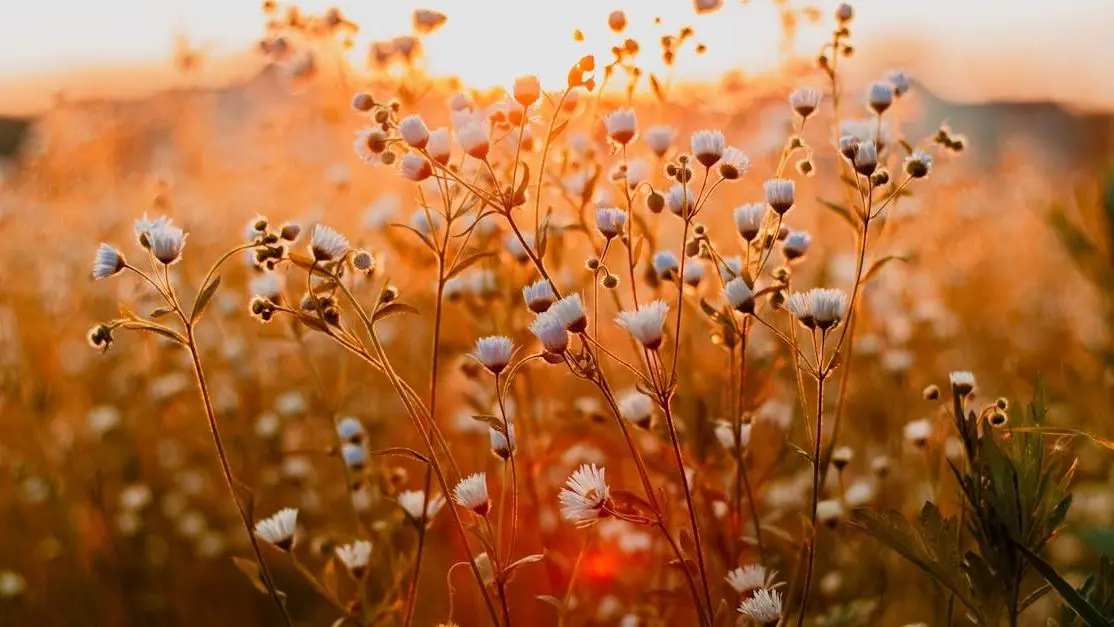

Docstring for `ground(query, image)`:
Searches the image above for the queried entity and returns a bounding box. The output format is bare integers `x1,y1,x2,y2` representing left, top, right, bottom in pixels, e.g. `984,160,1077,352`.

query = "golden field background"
1,1,1114,626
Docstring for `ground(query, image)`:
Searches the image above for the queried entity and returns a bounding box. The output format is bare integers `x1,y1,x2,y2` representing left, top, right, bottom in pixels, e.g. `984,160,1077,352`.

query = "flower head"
399,154,432,181
336,417,365,443
726,564,772,595
867,81,895,114
93,243,125,279
341,443,368,470
618,390,654,428
473,336,514,374
335,540,372,578
691,129,725,168
789,87,822,118
616,300,670,350
853,142,878,176
682,262,705,287
550,294,587,333
604,108,637,145
903,418,933,448
782,230,812,261
522,279,556,313
595,207,628,239
147,219,187,265
398,490,445,525
310,224,349,261
559,464,611,526
399,115,430,149
353,128,388,163
457,123,490,160
653,251,680,279
644,124,675,157
666,184,696,218
738,588,783,626
134,214,170,248
530,310,569,354
949,371,977,395
453,472,490,515
734,203,767,241
490,424,517,459
723,278,755,314
764,179,795,214
719,147,750,180
715,421,752,452
254,507,298,551
788,288,847,330
513,75,541,107
904,151,933,178
427,128,452,164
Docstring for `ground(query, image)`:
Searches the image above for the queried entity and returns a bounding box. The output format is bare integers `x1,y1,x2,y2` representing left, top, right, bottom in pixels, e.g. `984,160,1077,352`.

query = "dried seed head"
352,92,375,111
595,207,628,239
988,410,1009,428
601,273,620,289
796,159,815,176
352,250,375,273
903,419,932,448
647,191,665,214
653,251,680,279
399,154,432,181
522,279,556,313
870,455,891,477
666,184,696,218
280,223,301,241
457,123,491,160
616,300,670,350
87,324,114,351
427,128,452,164
904,151,933,178
995,397,1009,411
836,2,853,22
870,168,890,186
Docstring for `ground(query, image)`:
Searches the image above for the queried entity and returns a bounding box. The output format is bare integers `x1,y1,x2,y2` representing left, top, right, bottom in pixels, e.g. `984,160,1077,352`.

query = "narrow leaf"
191,275,221,323
373,302,420,322
1012,539,1109,626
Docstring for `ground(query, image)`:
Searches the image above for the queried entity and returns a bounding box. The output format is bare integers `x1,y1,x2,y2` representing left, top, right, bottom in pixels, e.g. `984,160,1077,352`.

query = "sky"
1,0,1113,112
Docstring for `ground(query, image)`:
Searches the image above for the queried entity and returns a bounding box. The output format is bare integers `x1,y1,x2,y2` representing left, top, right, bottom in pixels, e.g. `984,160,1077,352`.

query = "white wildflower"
616,300,670,350
559,464,611,526
254,507,298,550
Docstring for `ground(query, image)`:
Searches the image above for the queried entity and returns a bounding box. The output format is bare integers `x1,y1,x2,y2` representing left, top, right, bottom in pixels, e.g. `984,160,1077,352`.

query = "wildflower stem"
403,466,433,627
494,372,521,563
795,331,828,626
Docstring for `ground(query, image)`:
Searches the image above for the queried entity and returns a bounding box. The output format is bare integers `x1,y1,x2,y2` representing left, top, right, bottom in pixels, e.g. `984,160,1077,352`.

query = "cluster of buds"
933,126,966,153
248,215,300,270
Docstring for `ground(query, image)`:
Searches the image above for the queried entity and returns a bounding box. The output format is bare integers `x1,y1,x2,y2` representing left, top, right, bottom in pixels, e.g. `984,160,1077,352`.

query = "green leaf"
1077,529,1114,558
1012,539,1109,626
191,275,221,323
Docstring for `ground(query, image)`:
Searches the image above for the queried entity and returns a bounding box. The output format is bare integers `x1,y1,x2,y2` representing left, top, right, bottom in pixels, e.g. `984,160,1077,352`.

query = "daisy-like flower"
604,108,637,145
254,507,298,551
92,243,125,279
719,147,750,180
652,251,680,279
844,480,876,507
618,390,654,429
764,179,796,214
723,278,755,314
134,214,170,248
885,69,910,96
529,310,569,354
335,540,372,578
399,115,430,149
522,279,556,313
734,203,767,241
490,424,516,459
904,151,933,178
785,292,813,328
514,74,541,107
550,294,588,333
399,154,432,181
810,288,848,330
616,300,670,350
725,564,772,595
949,371,977,396
738,588,783,626
715,421,752,452
853,142,878,176
644,124,676,157
427,128,452,164
691,129,725,168
720,255,743,282
595,207,628,240
147,220,187,265
867,82,895,114
665,184,696,218
353,128,388,163
398,490,445,525
682,262,705,287
789,87,822,118
817,499,845,528
452,472,490,515
782,230,812,261
473,336,514,375
903,418,933,448
310,224,349,261
559,464,611,526
335,417,366,443
457,123,490,160
341,443,368,470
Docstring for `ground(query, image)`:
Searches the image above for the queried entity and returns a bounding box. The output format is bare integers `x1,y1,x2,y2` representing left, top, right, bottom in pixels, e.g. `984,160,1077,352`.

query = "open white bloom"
723,278,755,314
691,129,725,167
310,224,349,261
618,390,654,428
604,108,637,144
782,230,812,261
559,464,611,526
867,81,894,113
738,588,783,625
457,123,490,160
522,279,556,313
93,243,125,279
949,371,977,395
903,418,933,448
335,417,366,443
341,443,368,470
398,490,445,524
529,310,569,354
885,69,910,96
399,154,432,181
595,207,627,239
134,214,171,248
399,115,430,149
353,128,388,163
726,564,772,594
644,124,675,156
853,142,879,175
789,87,823,118
715,421,752,452
844,480,876,507
616,300,670,350
666,184,696,218
335,540,372,578
148,220,187,265
817,499,845,527
653,251,680,279
682,262,705,286
764,179,796,214
550,294,587,333
734,204,766,241
453,472,490,515
427,128,452,164
504,233,534,263
473,336,514,374
254,507,298,551
789,288,847,330
719,147,750,180
489,424,517,459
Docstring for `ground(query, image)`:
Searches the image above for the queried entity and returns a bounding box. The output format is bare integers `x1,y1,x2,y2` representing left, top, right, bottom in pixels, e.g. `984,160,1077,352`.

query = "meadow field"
1,1,1113,626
